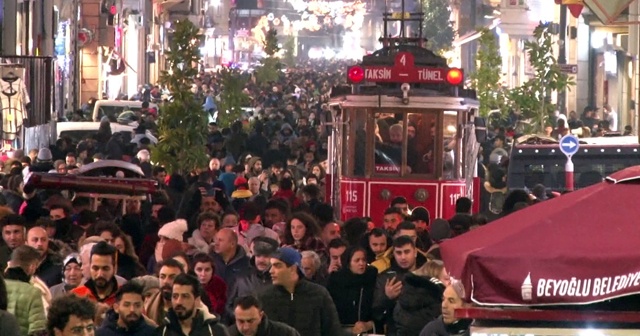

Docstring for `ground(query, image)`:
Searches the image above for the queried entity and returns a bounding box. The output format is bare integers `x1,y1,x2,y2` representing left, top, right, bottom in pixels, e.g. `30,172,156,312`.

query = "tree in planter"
254,28,281,85
508,23,574,133
151,19,209,175
422,0,456,54
216,68,250,128
469,28,505,118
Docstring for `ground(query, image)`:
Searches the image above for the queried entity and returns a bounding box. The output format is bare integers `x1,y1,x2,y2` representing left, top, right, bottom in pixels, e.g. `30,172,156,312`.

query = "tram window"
374,112,403,175
344,108,367,177
407,112,438,175
442,112,459,179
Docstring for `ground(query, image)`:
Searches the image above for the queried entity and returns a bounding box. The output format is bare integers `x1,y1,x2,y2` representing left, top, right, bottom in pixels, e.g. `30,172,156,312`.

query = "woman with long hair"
326,246,377,335
283,212,325,255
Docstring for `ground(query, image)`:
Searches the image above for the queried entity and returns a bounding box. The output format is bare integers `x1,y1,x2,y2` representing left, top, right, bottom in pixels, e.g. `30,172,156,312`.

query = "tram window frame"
342,108,368,177
370,109,441,179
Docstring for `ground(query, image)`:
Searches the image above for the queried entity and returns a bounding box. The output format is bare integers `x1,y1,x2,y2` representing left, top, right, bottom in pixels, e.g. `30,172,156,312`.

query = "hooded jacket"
327,265,377,327
393,274,445,336
96,309,156,336
157,308,229,336
372,252,428,333
259,279,341,336
228,314,300,336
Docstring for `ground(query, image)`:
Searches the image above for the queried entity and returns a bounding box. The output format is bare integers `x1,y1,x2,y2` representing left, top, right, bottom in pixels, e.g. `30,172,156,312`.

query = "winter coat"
0,310,20,335
228,315,300,336
156,308,229,336
225,260,272,323
327,266,377,327
4,267,47,335
2,189,22,213
35,251,63,288
96,309,156,336
372,253,428,333
189,229,214,254
419,316,471,336
393,274,445,336
259,279,341,336
202,275,227,316
211,246,250,292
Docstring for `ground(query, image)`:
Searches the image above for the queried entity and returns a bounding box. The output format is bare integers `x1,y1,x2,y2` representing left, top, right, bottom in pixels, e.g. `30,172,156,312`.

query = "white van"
92,100,158,122
56,122,158,144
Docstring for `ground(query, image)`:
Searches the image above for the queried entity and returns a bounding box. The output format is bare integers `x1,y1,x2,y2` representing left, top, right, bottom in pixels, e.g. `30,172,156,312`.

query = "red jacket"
203,275,227,316
71,278,119,307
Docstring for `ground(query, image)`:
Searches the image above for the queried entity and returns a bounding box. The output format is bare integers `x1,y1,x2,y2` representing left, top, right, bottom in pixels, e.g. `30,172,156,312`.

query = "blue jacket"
96,309,156,336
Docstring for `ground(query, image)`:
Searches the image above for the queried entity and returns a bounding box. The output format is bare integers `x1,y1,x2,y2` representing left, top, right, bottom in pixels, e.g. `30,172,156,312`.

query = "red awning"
441,166,640,306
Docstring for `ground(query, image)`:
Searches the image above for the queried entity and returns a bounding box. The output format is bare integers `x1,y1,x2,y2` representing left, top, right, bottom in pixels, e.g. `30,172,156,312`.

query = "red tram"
327,8,482,223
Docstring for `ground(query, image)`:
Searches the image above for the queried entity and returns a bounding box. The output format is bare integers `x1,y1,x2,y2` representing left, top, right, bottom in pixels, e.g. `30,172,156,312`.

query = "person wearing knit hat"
410,206,432,246
158,219,187,241
231,177,253,212
153,219,188,269
37,148,52,162
260,246,342,335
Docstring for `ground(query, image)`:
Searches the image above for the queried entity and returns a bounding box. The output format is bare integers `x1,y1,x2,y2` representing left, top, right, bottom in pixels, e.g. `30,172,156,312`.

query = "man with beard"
96,282,156,335
0,214,26,270
145,258,184,326
27,226,63,287
158,273,230,335
72,241,120,309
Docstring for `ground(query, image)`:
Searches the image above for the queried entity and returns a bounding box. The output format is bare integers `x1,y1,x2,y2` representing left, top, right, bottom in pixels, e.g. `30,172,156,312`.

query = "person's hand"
384,277,403,300
328,259,341,273
352,321,371,334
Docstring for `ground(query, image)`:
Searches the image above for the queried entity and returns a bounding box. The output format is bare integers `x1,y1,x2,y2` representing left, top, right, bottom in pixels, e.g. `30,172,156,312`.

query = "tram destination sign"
348,52,463,84
362,66,448,83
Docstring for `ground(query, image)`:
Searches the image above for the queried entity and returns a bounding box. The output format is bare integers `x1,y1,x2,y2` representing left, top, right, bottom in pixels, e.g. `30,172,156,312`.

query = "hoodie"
96,309,156,336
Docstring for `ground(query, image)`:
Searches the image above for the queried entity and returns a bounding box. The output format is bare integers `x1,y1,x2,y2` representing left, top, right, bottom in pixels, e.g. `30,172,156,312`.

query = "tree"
469,28,505,118
282,36,296,68
151,20,208,175
508,23,574,133
216,68,250,128
254,28,281,85
422,0,456,54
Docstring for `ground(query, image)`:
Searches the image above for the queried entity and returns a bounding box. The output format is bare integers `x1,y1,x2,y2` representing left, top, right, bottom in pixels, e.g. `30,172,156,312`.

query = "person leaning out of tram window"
283,212,326,257
419,279,472,336
327,245,378,335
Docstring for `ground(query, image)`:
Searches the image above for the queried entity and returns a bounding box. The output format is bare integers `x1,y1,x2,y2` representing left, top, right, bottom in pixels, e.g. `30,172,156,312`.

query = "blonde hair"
413,259,444,278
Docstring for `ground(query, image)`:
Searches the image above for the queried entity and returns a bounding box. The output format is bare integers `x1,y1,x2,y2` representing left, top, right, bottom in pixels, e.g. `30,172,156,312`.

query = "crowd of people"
0,61,487,336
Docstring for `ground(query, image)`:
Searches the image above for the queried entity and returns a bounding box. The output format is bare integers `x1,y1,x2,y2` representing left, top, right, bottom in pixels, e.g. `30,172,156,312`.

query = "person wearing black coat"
393,273,445,336
327,246,377,335
96,309,156,336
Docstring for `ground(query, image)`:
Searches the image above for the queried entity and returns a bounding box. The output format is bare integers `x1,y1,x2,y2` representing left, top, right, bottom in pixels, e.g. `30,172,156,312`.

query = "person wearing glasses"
48,294,97,336
50,253,84,300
